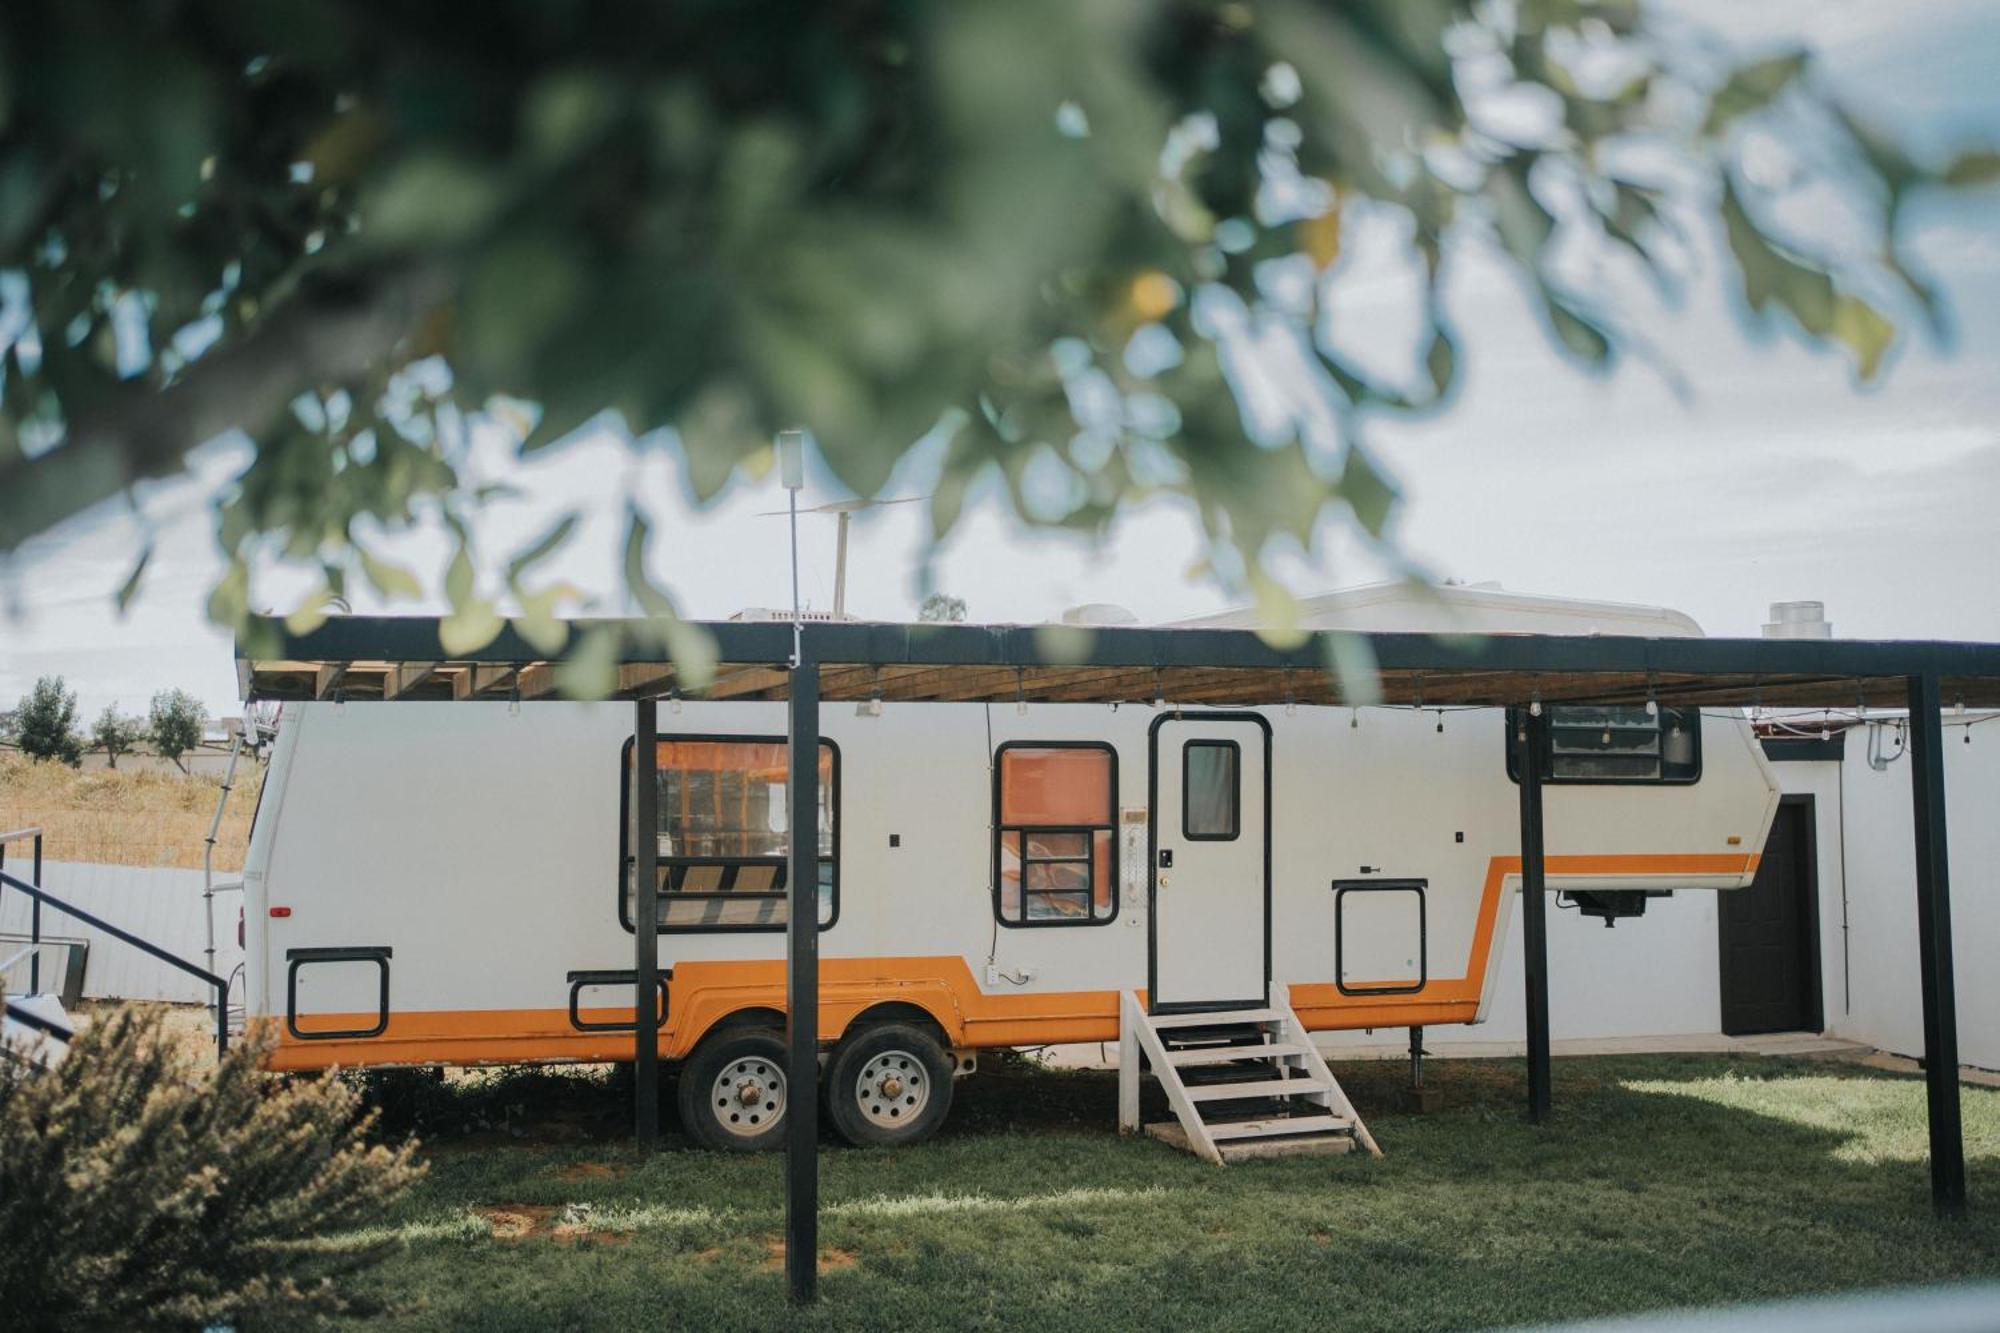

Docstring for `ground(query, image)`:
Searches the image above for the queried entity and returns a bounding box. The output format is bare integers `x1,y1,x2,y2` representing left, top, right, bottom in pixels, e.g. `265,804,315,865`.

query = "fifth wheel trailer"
237,587,1780,1151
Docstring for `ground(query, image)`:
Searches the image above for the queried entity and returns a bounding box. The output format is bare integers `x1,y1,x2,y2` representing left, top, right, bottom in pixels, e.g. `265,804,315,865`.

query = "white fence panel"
0,860,243,1004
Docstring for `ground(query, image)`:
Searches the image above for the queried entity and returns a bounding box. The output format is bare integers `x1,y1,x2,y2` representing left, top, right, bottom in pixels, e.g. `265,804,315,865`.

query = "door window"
1182,739,1240,841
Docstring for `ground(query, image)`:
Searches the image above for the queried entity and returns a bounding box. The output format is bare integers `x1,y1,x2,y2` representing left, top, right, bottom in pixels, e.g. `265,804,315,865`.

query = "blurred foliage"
0,1,1992,684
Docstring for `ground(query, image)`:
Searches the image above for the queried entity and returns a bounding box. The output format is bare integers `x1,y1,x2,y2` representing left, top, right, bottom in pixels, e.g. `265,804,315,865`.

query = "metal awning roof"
239,616,2000,709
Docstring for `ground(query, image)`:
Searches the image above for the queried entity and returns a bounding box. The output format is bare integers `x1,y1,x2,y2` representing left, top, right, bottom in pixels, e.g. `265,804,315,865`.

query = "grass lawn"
338,1052,2000,1331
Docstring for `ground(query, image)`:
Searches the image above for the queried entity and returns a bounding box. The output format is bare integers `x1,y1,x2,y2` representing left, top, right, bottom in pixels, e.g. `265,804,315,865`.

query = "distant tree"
147,689,206,774
0,708,17,746
16,677,82,766
919,593,968,624
91,705,143,770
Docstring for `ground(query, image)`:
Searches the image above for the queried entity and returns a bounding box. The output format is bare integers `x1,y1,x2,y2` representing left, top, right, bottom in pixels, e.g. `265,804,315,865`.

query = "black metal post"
786,649,822,1303
1906,672,1966,1215
633,698,660,1147
1518,707,1552,1124
30,832,42,994
1408,1026,1425,1091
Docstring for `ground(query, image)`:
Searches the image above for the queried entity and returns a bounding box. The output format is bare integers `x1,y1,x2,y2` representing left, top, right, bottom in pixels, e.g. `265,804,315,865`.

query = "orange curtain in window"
999,748,1111,825
998,748,1113,916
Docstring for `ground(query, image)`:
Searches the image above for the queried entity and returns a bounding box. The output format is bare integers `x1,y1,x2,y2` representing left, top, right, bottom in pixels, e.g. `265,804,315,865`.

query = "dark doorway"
1719,796,1823,1035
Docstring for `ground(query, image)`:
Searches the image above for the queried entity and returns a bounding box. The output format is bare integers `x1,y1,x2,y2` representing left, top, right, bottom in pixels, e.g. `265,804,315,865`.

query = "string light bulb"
1349,708,1359,729
1435,711,1445,734
669,687,682,715
508,682,520,717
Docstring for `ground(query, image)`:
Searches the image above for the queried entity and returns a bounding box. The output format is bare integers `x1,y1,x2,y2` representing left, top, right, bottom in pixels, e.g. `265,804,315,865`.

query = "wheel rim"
854,1049,930,1130
710,1056,786,1137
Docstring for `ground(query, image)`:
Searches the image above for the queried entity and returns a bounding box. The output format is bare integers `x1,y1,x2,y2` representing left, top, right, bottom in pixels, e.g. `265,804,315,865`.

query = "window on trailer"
994,743,1117,926
1182,739,1240,840
619,736,838,932
1505,705,1701,784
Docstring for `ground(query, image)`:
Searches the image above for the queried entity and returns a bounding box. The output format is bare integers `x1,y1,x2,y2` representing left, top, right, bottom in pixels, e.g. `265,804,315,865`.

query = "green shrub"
0,1005,425,1328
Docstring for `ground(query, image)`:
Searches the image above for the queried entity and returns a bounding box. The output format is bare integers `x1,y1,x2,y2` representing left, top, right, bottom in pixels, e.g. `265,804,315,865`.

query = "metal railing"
4,995,76,1044
0,828,45,993
0,866,230,1057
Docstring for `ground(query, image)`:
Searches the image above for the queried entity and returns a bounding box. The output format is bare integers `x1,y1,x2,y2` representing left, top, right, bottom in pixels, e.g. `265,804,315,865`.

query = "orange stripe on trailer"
266,851,1758,1070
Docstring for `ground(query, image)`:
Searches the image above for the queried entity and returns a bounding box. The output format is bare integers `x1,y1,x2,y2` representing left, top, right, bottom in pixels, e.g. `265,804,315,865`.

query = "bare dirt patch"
479,1204,558,1240
475,1202,629,1245
553,1160,622,1181
761,1238,859,1274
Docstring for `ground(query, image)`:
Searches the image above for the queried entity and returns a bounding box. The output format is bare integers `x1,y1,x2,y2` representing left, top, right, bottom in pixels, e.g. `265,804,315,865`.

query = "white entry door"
1150,714,1268,1011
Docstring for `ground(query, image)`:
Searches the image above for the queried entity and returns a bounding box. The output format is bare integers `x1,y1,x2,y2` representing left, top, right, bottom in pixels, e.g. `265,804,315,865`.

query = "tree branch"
0,263,452,553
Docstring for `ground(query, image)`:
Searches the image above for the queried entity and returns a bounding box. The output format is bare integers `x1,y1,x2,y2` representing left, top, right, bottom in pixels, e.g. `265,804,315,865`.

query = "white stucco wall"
1810,720,2000,1071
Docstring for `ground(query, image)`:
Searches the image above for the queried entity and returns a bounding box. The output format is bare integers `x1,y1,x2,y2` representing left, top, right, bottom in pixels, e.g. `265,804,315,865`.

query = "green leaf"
555,624,622,700
362,154,505,247
1830,294,1894,380
284,588,336,637
439,597,504,656
1943,149,2000,188
1339,444,1399,538
511,585,574,656
358,549,425,602
660,619,718,690
1703,51,1809,135
506,513,579,585
1423,326,1456,399
523,72,617,164
114,545,152,614
1721,181,1835,332
1539,284,1614,365
621,508,678,619
206,557,250,629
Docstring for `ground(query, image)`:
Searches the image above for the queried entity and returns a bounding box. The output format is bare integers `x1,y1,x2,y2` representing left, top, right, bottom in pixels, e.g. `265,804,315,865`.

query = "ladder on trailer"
1119,984,1380,1164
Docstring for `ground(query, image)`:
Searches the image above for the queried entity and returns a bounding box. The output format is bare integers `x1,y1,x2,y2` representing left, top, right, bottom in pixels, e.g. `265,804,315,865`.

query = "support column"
785,650,822,1303
633,698,660,1147
1906,673,1966,1215
1518,706,1551,1124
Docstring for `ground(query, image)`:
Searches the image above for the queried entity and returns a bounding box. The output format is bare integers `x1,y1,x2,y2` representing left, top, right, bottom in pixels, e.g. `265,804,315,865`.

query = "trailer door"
1149,714,1269,1011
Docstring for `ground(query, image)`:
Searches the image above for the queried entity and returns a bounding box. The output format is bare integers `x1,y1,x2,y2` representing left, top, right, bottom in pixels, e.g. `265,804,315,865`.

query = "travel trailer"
239,586,1780,1155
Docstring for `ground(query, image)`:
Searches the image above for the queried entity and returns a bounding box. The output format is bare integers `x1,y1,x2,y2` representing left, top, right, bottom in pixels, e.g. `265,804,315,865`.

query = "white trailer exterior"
237,586,1780,1147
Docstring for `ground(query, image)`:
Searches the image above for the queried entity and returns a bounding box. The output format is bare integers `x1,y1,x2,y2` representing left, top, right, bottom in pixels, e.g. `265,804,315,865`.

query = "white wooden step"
1183,1077,1331,1102
1166,1041,1309,1067
1146,1120,1357,1161
1146,1007,1286,1029
1208,1113,1353,1142
1219,1135,1356,1162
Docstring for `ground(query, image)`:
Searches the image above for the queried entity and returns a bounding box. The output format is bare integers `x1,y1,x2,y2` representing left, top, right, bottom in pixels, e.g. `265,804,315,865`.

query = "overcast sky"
5,0,1998,720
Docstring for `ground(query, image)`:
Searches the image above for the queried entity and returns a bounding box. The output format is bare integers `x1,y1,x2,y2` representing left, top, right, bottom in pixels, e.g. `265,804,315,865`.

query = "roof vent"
1060,603,1140,627
1763,601,1831,640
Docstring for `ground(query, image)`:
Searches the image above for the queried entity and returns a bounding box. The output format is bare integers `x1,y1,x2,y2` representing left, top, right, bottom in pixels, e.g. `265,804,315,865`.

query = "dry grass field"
0,752,262,871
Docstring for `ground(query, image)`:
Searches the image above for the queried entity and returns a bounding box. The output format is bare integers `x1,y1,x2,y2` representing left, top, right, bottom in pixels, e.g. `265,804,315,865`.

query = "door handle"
1158,849,1174,868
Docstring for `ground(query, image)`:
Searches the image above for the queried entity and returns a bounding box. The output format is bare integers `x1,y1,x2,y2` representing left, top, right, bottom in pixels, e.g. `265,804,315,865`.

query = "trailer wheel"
677,1026,789,1152
825,1023,954,1148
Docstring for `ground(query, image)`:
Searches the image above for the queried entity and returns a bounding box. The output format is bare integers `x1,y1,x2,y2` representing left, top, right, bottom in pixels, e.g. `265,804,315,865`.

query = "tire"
824,1023,954,1149
677,1026,791,1152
